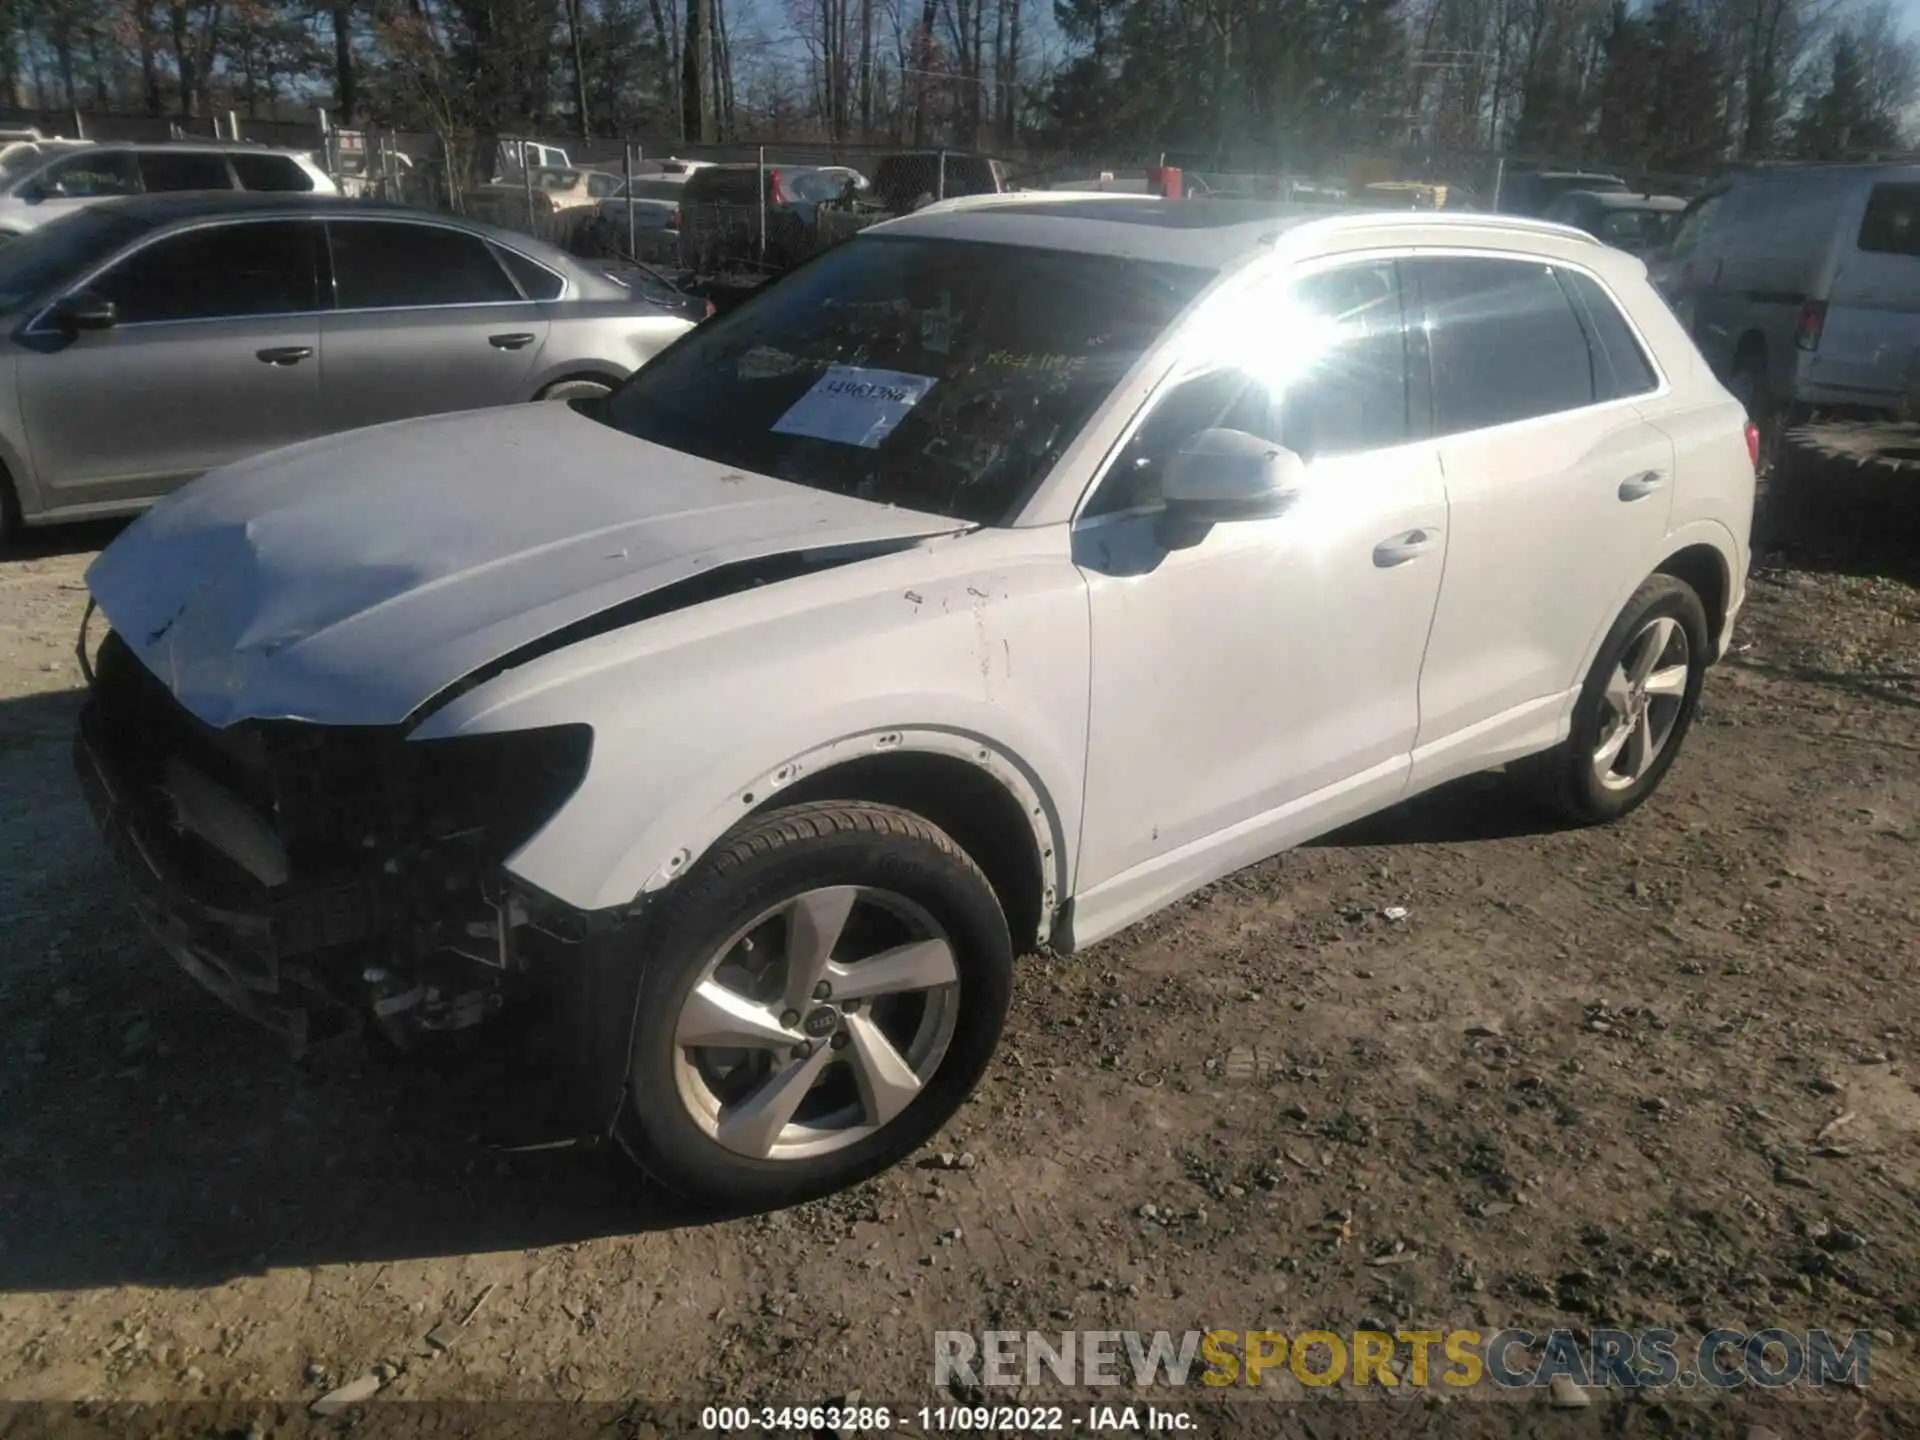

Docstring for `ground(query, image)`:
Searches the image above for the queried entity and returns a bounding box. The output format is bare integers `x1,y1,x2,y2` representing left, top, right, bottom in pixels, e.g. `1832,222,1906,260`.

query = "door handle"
255,346,312,366
489,332,536,350
1372,528,1440,567
1618,470,1667,501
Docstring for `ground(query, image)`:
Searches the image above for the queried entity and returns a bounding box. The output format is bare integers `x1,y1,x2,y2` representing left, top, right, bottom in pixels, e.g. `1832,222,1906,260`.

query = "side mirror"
16,180,44,204
1155,428,1305,548
50,291,117,334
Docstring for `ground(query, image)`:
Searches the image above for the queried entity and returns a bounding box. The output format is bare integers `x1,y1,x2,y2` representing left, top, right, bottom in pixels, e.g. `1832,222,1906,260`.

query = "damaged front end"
73,625,601,1053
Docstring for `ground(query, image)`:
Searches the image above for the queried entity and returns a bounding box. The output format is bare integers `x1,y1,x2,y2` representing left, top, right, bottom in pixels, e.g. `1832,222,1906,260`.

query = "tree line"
0,0,1912,172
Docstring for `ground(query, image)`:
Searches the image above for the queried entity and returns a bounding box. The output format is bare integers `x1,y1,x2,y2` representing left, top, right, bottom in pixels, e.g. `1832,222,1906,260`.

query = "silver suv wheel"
671,885,962,1161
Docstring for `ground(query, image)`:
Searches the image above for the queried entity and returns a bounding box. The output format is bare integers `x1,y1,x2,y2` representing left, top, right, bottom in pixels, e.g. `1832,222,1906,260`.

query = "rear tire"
609,801,1013,1209
0,465,21,553
1532,575,1710,826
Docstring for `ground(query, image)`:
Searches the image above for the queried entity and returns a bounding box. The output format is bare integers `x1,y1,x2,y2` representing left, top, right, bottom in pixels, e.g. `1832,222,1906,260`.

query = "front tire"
612,801,1012,1208
1535,575,1710,826
537,377,613,403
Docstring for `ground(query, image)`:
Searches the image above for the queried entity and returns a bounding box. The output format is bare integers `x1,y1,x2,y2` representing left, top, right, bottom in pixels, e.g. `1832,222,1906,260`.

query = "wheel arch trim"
635,728,1065,930
510,726,1072,943
1558,519,1740,734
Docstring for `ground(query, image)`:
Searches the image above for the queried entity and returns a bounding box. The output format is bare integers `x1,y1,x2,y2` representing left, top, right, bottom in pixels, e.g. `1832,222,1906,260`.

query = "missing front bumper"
72,719,373,1051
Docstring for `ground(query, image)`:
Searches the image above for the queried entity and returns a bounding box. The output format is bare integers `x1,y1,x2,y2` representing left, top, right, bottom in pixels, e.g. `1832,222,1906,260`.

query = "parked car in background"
494,139,571,179
871,151,1011,213
539,166,626,209
73,196,1753,1207
1542,189,1685,252
1647,163,1920,448
636,156,712,177
0,142,335,240
678,162,872,272
595,173,690,263
0,135,94,179
467,166,624,238
1049,173,1215,196
1356,180,1446,210
1498,170,1628,217
0,193,694,543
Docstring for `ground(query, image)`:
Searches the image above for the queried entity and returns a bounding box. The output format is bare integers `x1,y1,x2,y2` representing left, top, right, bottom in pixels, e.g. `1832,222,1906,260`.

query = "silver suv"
0,142,336,239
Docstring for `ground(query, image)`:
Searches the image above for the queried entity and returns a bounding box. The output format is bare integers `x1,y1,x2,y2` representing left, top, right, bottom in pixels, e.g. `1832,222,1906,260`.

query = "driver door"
1067,258,1449,939
16,218,325,508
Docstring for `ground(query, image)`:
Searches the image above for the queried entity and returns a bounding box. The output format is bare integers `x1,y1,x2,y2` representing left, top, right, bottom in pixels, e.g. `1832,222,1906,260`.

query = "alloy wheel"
670,885,961,1161
1591,615,1691,792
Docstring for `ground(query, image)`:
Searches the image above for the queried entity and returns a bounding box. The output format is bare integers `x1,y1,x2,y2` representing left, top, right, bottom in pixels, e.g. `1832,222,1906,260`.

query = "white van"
1650,163,1920,429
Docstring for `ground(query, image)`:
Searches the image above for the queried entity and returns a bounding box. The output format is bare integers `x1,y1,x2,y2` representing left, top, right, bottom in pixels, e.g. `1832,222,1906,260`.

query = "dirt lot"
3,473,1920,1438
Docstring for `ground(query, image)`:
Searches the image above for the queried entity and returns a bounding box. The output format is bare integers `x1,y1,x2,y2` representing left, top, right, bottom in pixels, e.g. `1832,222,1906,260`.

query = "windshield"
0,208,149,312
0,145,44,180
597,236,1213,525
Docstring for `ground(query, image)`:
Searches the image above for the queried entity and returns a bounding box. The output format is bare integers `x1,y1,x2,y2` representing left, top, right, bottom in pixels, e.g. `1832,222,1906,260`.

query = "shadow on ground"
0,688,723,1296
1312,768,1559,847
3,517,129,562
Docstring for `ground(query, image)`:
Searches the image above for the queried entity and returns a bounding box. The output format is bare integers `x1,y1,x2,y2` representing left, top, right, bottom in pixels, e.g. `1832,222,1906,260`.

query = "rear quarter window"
1858,183,1920,257
493,244,565,300
230,153,315,193
1560,270,1660,400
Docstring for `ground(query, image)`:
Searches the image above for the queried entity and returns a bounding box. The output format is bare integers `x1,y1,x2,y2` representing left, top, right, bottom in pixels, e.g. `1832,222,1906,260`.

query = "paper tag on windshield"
771,365,937,449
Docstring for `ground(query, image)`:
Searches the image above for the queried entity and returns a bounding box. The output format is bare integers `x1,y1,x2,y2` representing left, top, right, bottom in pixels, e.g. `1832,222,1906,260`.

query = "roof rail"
1288,210,1604,246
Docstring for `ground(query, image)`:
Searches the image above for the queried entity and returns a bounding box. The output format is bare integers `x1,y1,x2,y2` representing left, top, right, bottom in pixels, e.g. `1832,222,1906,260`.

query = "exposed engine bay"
73,627,604,1053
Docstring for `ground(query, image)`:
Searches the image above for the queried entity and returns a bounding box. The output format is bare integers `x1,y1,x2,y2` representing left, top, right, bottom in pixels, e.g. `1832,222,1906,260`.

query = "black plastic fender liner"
552,907,660,1140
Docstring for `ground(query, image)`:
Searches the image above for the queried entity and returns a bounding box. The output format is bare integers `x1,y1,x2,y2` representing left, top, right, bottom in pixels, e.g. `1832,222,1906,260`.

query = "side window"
1858,183,1920,257
492,244,565,301
138,150,236,192
1560,270,1659,400
41,148,139,198
230,153,315,193
328,221,522,309
1082,261,1411,517
1415,257,1594,435
90,221,319,324
1281,262,1411,459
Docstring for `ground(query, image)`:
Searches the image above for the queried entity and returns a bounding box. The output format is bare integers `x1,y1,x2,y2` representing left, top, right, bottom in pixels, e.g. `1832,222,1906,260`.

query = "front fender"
619,724,1070,916
411,530,1090,915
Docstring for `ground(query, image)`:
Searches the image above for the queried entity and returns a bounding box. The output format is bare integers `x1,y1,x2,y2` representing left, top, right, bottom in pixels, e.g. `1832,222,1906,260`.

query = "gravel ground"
2,479,1919,1439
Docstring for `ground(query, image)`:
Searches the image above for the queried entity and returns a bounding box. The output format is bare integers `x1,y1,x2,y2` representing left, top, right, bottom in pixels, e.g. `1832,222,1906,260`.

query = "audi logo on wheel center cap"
802,1006,839,1038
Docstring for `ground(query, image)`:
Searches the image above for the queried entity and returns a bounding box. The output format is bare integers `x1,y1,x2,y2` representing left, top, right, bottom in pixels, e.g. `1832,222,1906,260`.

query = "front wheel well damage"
748,751,1050,954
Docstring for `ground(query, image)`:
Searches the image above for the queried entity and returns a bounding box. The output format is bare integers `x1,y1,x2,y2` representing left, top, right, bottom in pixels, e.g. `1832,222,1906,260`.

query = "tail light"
1795,299,1828,352
1744,421,1760,470
767,169,789,205
703,300,716,318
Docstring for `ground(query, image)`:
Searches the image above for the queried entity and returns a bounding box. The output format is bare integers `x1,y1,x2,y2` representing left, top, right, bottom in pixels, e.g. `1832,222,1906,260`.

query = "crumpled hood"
85,403,966,728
